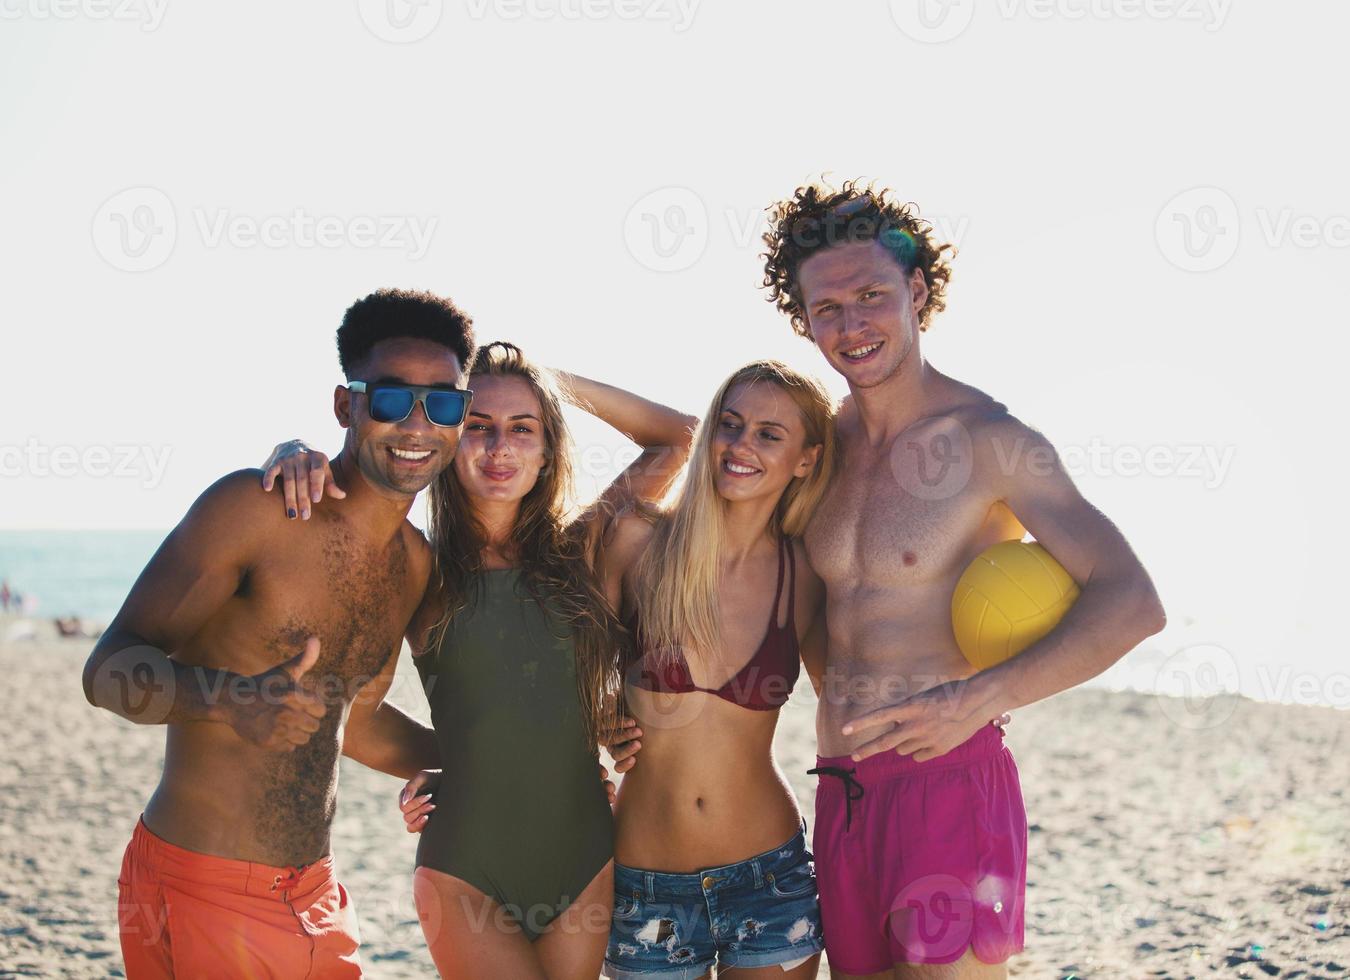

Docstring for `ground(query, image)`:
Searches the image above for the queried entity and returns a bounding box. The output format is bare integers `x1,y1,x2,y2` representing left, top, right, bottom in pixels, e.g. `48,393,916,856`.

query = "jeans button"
701,875,716,890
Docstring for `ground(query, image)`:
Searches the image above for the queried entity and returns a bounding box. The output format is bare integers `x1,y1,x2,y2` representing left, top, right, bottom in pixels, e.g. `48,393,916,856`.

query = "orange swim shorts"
117,817,362,978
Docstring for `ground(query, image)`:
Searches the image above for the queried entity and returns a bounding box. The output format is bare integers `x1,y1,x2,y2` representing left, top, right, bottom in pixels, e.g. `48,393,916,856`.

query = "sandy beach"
1,620,1346,978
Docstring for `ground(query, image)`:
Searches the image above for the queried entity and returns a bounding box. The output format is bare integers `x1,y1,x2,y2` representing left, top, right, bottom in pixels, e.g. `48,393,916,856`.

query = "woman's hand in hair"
260,440,345,520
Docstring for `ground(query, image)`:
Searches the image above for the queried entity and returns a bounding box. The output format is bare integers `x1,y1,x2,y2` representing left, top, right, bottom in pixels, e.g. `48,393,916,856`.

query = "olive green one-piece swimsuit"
414,569,613,939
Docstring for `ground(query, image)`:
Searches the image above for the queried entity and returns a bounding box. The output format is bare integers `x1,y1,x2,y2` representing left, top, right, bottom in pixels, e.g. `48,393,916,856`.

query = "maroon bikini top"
626,536,800,711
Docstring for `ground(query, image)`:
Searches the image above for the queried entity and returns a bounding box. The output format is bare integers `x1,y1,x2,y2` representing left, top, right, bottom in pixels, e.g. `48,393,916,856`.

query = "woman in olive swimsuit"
263,342,694,979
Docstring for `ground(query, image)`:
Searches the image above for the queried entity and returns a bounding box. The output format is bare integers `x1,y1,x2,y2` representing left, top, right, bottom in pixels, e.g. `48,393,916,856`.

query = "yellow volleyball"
951,540,1080,670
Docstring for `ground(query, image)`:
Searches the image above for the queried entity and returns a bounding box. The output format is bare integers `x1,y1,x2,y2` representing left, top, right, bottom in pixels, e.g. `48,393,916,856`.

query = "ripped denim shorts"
603,821,824,980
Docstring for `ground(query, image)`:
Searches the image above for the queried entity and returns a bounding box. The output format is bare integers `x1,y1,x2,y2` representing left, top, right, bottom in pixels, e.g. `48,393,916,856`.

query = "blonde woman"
530,360,835,979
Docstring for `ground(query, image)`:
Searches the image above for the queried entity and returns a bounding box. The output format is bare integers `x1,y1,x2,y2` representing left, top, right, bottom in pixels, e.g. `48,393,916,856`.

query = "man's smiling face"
338,337,466,498
797,239,928,390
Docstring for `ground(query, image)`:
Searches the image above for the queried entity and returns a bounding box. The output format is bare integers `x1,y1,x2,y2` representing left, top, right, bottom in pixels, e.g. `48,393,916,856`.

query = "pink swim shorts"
810,724,1027,972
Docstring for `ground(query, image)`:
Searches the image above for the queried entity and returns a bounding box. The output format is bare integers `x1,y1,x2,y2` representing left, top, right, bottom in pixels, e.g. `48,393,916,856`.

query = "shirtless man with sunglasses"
84,288,478,978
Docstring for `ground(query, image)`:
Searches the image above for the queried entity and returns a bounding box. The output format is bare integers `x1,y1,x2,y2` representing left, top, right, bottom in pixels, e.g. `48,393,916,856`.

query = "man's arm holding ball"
962,417,1167,716
845,416,1164,762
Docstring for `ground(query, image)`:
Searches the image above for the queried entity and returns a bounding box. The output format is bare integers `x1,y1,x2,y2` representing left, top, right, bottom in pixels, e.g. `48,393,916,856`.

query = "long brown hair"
427,342,624,751
632,360,837,663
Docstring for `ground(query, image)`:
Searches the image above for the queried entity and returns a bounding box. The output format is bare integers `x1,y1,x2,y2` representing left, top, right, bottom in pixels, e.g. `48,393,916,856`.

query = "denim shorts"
603,822,824,980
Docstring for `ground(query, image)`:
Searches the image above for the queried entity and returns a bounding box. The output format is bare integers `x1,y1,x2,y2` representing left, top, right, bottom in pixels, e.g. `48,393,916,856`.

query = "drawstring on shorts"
808,765,865,830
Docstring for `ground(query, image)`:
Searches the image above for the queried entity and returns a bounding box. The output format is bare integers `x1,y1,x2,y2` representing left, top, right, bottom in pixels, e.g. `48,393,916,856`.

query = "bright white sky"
1,1,1346,705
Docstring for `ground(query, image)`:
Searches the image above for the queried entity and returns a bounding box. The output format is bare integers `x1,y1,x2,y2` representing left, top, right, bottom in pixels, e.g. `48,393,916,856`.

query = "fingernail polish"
288,509,297,519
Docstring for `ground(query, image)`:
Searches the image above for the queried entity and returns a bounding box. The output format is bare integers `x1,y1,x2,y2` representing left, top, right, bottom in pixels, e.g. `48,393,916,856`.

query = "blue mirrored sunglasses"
347,382,473,427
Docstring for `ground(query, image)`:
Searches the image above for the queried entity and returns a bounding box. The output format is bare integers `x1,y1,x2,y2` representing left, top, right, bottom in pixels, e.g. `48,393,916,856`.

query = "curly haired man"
763,180,1165,979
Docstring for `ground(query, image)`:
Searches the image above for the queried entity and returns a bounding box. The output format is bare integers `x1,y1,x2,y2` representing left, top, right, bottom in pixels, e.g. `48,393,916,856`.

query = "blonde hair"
632,360,836,662
427,341,624,751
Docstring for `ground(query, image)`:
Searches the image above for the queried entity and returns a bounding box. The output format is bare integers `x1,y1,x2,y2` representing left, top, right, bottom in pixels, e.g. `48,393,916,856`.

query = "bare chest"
230,525,420,693
806,425,991,592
